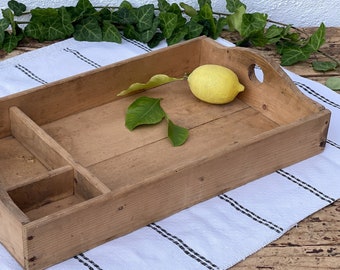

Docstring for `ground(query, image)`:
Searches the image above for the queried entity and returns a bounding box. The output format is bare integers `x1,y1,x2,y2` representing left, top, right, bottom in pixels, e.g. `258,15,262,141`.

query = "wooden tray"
0,37,330,270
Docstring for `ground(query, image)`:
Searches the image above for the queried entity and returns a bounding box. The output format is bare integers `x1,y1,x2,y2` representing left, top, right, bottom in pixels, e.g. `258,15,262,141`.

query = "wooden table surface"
1,27,340,269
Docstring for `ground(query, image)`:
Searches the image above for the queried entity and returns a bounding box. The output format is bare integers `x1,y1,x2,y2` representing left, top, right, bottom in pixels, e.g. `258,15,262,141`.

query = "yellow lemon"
187,64,245,104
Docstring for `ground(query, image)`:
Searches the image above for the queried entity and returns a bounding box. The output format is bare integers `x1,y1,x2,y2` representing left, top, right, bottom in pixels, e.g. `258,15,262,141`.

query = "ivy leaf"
2,8,16,35
280,46,311,66
167,26,188,45
167,119,189,146
325,77,340,91
125,96,165,131
185,20,204,39
159,12,178,39
73,17,102,41
24,22,45,41
123,24,140,40
2,30,23,52
0,18,10,46
227,5,245,32
158,0,171,12
117,74,183,96
312,61,338,72
58,7,74,37
198,3,216,38
226,0,246,13
139,17,159,43
305,23,325,52
75,0,97,16
147,32,164,48
215,17,229,39
113,7,137,25
135,4,155,32
179,2,197,17
102,20,121,43
264,25,285,44
8,0,26,16
240,12,267,38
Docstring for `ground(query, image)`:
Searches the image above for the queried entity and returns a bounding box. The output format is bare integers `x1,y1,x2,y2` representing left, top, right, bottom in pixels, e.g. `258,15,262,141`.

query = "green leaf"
167,26,188,45
227,5,245,32
135,4,155,32
29,7,59,23
58,7,74,37
8,0,26,16
2,8,16,35
167,119,189,146
75,0,97,15
0,18,10,46
215,16,228,39
264,25,285,44
198,3,216,38
125,96,166,131
226,0,246,13
123,24,139,40
240,12,267,38
119,0,133,9
280,46,311,66
2,31,23,52
185,20,204,39
158,0,171,12
147,32,164,48
312,61,338,72
139,17,159,43
325,77,340,91
26,7,74,41
179,2,197,17
305,23,326,52
73,17,102,41
24,22,45,41
159,12,177,39
102,21,121,43
117,74,183,96
113,7,137,25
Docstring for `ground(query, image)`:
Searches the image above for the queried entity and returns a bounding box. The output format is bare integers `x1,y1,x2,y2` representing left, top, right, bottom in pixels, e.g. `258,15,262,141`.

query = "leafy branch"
1,0,339,73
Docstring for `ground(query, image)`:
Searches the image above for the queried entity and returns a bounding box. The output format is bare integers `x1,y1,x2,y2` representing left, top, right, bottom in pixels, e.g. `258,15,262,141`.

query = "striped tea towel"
0,37,339,270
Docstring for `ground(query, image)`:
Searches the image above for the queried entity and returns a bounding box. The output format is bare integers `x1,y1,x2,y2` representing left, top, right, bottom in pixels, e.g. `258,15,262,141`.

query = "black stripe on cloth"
294,81,340,110
276,169,336,204
218,194,284,233
327,138,340,150
15,64,48,84
122,36,152,52
147,223,219,270
64,48,102,68
73,253,103,270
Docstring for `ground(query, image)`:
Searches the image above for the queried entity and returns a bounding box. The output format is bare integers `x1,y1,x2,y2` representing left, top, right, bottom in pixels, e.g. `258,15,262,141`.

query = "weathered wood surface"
221,27,340,270
1,28,339,270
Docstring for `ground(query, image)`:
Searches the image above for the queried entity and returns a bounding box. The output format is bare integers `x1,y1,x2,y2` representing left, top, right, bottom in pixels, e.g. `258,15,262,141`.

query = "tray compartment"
0,37,331,270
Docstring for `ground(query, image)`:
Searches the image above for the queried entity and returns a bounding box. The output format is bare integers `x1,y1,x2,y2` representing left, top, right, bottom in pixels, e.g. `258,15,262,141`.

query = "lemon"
187,64,245,104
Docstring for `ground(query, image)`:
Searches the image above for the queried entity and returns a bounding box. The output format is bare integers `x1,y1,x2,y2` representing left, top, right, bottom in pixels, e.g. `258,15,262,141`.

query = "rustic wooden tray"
0,37,330,270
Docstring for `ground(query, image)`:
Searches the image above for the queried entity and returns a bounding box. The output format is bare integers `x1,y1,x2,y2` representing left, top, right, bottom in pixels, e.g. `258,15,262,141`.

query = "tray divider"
9,106,111,194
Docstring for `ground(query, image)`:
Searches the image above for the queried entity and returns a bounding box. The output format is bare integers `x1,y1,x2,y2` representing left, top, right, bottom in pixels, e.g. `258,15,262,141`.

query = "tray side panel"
199,38,326,124
0,38,203,139
22,110,329,270
0,187,29,267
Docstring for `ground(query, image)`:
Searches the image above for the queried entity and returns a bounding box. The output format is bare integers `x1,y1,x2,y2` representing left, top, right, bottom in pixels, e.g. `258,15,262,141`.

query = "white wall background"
0,0,339,27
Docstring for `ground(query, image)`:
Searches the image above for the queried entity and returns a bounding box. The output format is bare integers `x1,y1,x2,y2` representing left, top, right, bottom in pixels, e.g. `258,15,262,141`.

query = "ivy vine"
0,0,339,74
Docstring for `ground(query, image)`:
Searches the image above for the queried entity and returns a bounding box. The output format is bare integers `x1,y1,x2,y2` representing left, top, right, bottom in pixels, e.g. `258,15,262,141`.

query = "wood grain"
1,28,339,270
221,27,340,270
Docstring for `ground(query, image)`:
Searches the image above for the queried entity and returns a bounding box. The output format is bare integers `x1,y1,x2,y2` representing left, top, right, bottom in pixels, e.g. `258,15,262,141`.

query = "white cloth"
0,37,339,270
